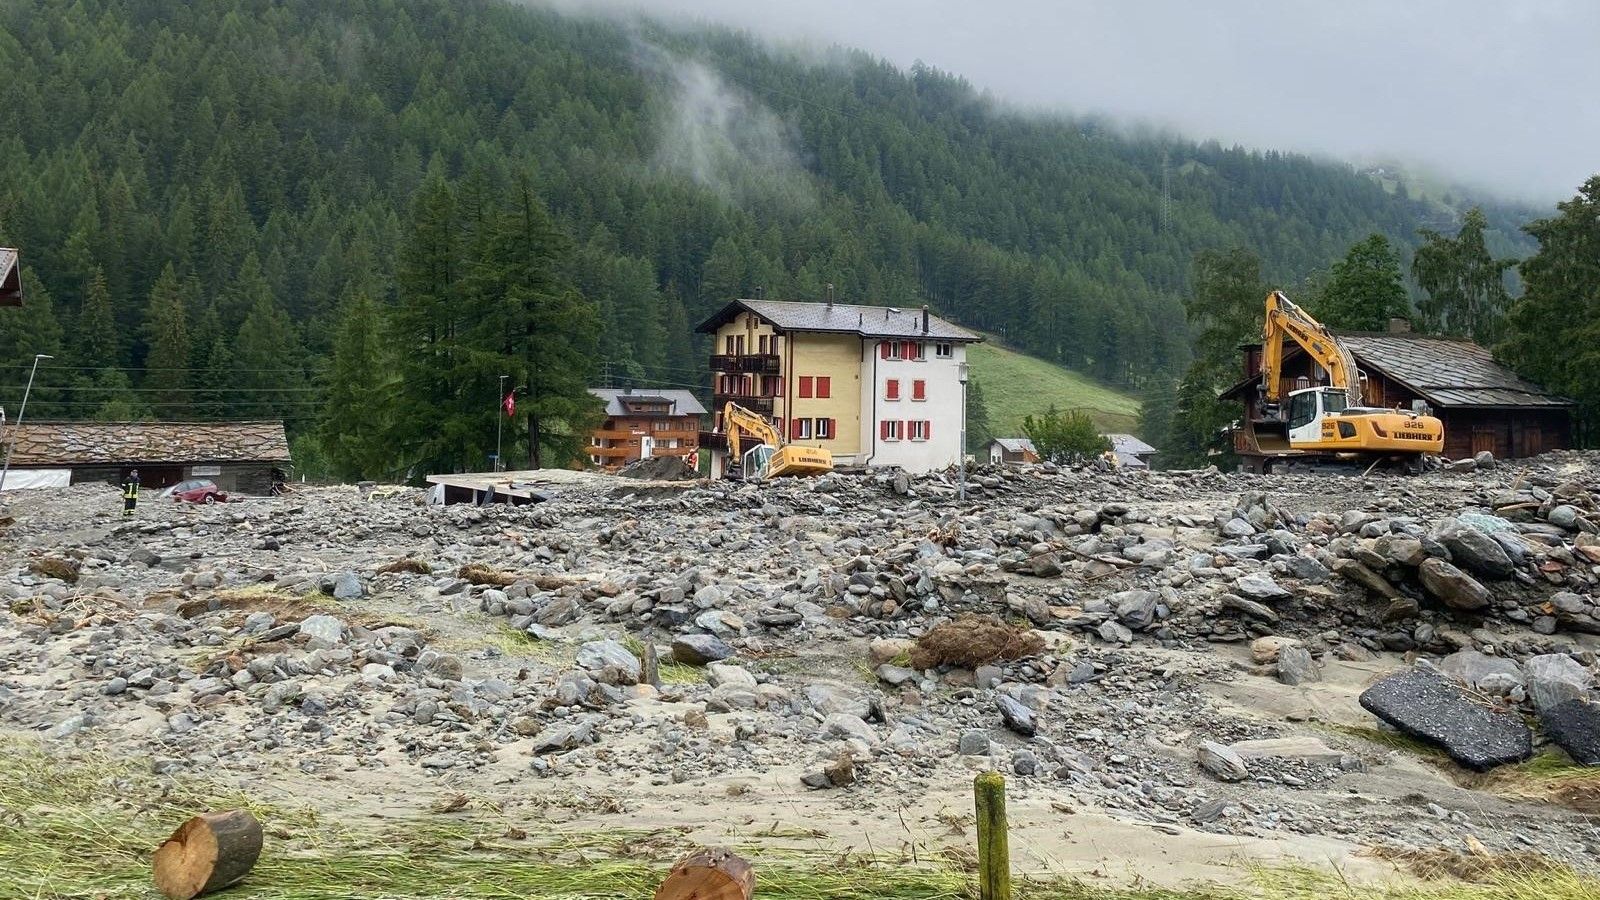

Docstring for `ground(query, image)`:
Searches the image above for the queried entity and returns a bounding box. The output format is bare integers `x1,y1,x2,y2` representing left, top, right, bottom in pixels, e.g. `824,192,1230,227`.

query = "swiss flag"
502,391,516,417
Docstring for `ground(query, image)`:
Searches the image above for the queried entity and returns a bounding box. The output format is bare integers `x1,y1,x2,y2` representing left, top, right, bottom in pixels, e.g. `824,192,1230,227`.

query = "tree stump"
653,848,754,900
152,810,264,900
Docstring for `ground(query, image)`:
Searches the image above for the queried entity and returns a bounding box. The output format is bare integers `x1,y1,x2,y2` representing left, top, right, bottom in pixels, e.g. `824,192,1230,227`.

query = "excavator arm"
1261,291,1363,407
720,401,833,480
723,402,781,460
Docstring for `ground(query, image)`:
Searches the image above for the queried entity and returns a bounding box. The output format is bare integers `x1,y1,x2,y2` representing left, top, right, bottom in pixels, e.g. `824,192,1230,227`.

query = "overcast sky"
567,0,1599,203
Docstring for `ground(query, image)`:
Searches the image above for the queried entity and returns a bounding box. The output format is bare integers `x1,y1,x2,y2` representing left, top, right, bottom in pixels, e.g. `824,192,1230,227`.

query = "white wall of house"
858,339,969,473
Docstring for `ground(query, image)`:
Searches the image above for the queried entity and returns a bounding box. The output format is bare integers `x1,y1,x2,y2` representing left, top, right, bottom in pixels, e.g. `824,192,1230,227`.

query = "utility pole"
957,360,969,502
0,354,53,493
495,374,508,472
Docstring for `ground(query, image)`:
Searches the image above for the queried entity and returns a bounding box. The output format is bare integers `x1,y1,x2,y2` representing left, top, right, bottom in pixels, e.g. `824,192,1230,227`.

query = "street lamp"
957,360,969,502
0,353,53,493
495,374,509,472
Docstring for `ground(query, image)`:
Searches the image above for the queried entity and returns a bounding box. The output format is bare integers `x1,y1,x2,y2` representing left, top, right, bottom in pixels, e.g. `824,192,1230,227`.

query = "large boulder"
1524,654,1595,714
1540,699,1600,767
1276,646,1320,685
1235,573,1291,602
997,695,1037,737
1197,741,1250,781
1439,650,1524,695
1432,519,1516,579
670,634,733,666
1113,590,1160,630
1358,668,1532,770
575,639,641,686
1417,558,1491,611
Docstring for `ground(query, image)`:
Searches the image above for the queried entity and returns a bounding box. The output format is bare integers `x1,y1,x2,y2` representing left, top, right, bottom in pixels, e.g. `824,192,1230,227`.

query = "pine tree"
321,292,393,480
233,292,306,425
75,266,123,369
0,271,67,418
1413,207,1513,342
965,376,994,453
142,264,191,415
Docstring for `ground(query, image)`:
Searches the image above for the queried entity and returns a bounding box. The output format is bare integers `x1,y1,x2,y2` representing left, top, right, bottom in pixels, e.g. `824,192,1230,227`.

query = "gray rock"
575,640,641,686
1221,517,1254,538
331,571,366,600
1547,505,1581,530
530,721,594,754
1334,560,1398,599
1433,520,1515,579
1113,589,1159,630
1540,698,1600,766
821,713,879,749
706,663,758,690
1234,572,1290,602
997,694,1036,737
974,665,1003,689
1276,646,1320,685
1524,654,1594,714
1197,741,1250,781
1097,620,1133,644
1011,749,1040,775
1439,650,1524,693
1417,558,1491,610
44,714,86,740
297,614,346,647
959,730,992,755
1220,594,1279,623
876,664,918,686
670,634,733,666
1473,450,1496,470
1358,668,1532,770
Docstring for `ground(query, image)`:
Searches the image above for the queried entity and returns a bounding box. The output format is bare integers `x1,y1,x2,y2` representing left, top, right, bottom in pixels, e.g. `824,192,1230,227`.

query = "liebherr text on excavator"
1248,291,1444,472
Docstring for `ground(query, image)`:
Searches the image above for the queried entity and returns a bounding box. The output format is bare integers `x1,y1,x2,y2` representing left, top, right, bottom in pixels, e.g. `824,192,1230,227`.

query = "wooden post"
152,810,263,899
654,848,754,900
974,771,1010,900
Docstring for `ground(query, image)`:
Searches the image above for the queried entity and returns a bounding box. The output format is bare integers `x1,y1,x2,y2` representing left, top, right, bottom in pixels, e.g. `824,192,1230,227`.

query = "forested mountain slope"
0,0,1533,434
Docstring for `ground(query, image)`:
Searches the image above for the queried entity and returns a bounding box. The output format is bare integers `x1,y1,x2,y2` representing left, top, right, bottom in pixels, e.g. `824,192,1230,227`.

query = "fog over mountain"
559,0,1600,203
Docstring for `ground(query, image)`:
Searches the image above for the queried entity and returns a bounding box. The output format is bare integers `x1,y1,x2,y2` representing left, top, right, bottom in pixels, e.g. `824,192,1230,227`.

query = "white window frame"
887,341,904,360
814,418,831,439
795,418,813,439
909,420,928,441
884,420,903,442
935,342,953,358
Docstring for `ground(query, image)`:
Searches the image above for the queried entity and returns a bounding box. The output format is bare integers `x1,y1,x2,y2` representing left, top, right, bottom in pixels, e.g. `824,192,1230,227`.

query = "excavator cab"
1286,387,1347,445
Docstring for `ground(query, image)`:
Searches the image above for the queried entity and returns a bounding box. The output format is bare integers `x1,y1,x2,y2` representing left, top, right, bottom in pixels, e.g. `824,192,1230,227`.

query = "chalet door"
1471,426,1496,456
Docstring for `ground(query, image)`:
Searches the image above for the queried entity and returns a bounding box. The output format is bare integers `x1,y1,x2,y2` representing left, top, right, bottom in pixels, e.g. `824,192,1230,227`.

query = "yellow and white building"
697,298,982,474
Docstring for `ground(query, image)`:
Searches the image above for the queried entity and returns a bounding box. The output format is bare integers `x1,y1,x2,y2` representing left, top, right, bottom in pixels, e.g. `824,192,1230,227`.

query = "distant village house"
1105,433,1158,469
586,388,706,471
697,298,981,475
985,438,1038,465
0,420,291,493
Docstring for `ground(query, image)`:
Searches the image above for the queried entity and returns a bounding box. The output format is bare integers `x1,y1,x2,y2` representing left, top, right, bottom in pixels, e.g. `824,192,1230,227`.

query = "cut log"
653,848,754,900
152,810,264,900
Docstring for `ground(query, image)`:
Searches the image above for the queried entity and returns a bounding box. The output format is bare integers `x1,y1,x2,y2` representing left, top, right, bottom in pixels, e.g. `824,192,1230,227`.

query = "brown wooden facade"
586,389,706,470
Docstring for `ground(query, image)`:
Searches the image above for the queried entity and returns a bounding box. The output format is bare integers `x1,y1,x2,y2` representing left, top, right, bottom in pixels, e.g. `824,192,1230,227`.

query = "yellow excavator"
722,402,833,480
1256,291,1443,469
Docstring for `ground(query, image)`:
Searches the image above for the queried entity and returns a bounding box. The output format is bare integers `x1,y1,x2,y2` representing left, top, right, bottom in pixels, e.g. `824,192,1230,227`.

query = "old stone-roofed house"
0,420,292,493
1105,433,1158,469
1223,326,1572,463
0,248,20,306
985,438,1038,465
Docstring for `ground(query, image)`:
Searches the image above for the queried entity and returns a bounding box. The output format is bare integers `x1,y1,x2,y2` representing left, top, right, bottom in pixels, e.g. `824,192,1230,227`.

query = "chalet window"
794,418,813,439
884,341,904,360
735,335,746,355
758,334,769,354
725,335,735,355
816,376,831,398
908,342,925,361
798,376,814,398
911,379,926,401
935,343,953,358
909,420,930,441
885,378,900,400
881,420,903,441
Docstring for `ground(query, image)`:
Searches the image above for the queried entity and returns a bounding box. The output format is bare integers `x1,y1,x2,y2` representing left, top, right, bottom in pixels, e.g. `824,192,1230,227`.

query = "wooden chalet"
0,248,20,306
1221,325,1572,464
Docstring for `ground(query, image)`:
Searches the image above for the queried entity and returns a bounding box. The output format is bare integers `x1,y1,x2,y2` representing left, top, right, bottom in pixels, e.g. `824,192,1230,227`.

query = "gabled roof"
988,437,1037,453
1336,334,1570,409
0,249,20,306
695,298,982,342
0,420,291,466
1220,333,1571,410
1105,433,1157,456
588,388,707,417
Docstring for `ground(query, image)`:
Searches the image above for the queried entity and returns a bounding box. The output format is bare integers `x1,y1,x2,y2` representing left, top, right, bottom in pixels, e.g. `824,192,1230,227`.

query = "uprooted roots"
458,563,516,586
909,615,1043,670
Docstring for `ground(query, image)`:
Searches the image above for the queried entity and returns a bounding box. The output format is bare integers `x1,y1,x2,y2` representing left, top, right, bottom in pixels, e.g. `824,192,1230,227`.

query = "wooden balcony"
710,353,781,374
713,393,773,415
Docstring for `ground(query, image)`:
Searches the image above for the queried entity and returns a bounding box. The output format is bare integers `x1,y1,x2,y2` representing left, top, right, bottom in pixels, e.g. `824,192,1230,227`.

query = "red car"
168,479,228,504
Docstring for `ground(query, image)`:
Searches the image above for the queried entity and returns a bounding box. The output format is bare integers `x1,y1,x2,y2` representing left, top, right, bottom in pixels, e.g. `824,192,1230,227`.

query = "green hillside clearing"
966,342,1142,438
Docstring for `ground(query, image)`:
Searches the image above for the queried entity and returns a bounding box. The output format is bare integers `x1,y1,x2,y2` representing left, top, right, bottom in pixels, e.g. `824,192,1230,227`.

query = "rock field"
3,453,1600,881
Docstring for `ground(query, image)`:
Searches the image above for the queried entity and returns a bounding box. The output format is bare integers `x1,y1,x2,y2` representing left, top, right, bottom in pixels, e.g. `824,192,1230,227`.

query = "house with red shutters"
697,296,982,474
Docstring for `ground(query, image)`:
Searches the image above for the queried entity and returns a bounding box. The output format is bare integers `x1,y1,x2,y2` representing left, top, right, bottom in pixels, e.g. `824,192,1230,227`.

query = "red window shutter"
880,420,889,440
817,376,830,398
799,376,813,398
912,379,926,400
828,418,837,440
925,420,932,439
880,341,890,359
886,379,899,400
791,419,803,440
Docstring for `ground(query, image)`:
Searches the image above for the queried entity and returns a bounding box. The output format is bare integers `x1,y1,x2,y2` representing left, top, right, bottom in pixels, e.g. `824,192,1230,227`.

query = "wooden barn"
1222,326,1573,464
0,420,291,493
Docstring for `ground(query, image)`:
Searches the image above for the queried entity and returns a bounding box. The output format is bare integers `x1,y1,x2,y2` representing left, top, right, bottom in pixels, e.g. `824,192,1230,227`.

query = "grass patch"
1327,723,1450,759
966,341,1140,437
2,736,1598,899
1470,752,1600,814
